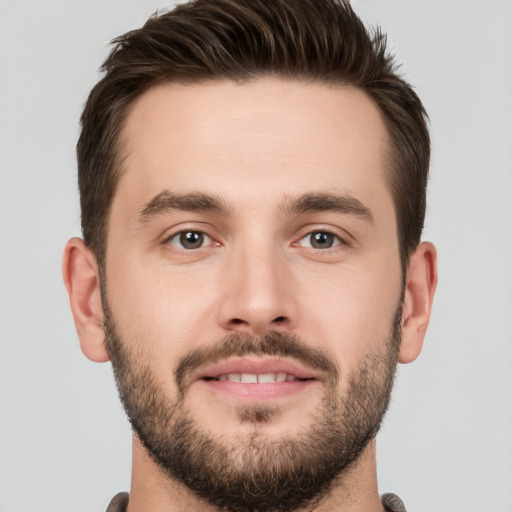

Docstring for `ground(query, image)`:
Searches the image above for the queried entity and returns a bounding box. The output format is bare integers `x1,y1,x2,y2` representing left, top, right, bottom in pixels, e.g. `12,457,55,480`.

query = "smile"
204,372,308,383
193,357,318,382
191,357,318,400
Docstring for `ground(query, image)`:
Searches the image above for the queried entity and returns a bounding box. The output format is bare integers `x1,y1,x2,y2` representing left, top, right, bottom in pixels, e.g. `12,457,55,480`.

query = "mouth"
191,357,318,400
204,372,308,383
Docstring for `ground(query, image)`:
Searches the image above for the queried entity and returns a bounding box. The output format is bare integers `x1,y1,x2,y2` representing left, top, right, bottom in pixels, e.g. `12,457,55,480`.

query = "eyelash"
295,230,345,250
163,228,347,252
164,230,217,251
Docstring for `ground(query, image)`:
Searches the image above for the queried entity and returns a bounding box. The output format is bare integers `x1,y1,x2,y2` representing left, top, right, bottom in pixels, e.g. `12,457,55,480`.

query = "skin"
63,79,437,512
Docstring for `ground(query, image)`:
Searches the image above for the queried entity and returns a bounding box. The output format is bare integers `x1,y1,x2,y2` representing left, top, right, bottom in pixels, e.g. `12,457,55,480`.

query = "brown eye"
169,231,211,250
299,231,341,249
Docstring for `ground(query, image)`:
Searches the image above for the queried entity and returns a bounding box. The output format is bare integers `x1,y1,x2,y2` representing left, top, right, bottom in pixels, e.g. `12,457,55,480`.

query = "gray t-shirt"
105,491,408,511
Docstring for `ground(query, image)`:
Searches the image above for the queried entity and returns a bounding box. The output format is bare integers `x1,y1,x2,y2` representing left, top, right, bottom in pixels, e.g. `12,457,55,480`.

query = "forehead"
116,78,391,217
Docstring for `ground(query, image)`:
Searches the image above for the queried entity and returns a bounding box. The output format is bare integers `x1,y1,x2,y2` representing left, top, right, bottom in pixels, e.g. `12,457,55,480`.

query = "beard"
102,294,401,512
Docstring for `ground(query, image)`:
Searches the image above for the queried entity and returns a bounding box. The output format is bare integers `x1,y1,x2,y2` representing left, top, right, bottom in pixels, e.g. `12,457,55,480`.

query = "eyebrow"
138,190,373,224
138,190,231,223
281,193,374,222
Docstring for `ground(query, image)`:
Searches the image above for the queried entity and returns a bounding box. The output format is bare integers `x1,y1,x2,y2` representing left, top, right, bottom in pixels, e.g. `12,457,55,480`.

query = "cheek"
296,262,401,367
105,257,220,358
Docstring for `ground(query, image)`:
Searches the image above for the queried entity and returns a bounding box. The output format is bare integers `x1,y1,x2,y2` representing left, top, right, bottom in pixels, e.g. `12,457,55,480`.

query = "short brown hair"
78,0,430,273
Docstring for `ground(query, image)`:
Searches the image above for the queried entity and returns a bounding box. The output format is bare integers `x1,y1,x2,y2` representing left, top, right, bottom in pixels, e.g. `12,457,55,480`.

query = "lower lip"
198,379,315,400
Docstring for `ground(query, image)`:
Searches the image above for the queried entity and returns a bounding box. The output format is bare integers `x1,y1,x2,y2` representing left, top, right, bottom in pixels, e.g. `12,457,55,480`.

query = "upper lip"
192,357,319,382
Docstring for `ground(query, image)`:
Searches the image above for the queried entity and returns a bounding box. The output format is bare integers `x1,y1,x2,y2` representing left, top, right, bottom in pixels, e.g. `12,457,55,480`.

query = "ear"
62,237,110,363
399,241,438,364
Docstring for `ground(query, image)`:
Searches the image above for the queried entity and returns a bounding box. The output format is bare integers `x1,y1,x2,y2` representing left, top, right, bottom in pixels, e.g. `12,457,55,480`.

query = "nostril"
227,316,288,330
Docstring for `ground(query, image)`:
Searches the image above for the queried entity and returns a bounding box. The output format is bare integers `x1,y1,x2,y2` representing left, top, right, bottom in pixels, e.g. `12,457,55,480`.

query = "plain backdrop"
1,1,511,511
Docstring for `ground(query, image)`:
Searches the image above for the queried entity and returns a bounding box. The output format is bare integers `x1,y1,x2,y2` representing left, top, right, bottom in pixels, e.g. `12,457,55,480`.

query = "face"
103,79,404,510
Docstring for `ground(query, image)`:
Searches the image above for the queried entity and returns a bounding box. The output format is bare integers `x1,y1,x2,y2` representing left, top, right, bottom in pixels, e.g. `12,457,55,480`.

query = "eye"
167,230,213,250
298,231,343,249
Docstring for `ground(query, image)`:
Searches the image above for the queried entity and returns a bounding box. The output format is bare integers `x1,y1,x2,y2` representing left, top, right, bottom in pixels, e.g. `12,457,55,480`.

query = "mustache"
174,331,339,395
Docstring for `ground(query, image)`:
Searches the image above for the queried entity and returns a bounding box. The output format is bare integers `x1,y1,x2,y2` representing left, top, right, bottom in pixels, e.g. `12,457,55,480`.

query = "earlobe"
399,241,438,364
62,237,110,363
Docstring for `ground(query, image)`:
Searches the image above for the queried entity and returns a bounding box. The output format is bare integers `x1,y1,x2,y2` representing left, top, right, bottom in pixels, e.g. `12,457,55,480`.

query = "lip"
193,357,319,382
191,357,319,400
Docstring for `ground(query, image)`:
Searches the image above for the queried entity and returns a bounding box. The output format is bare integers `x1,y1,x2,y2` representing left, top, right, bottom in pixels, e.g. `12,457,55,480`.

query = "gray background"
1,1,511,510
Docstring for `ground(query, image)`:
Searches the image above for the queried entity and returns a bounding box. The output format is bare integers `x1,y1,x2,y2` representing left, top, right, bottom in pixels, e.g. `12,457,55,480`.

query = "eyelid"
169,231,212,249
297,232,342,250
160,224,220,250
293,225,352,249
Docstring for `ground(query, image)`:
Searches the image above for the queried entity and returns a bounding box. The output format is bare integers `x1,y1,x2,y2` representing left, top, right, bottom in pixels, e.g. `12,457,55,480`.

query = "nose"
216,243,298,335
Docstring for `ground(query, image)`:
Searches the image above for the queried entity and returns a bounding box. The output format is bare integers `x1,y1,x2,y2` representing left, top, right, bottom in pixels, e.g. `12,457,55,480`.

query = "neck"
127,437,384,512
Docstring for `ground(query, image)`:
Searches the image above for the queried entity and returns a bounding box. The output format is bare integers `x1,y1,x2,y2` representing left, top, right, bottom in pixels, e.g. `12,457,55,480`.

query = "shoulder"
105,492,129,512
381,492,408,512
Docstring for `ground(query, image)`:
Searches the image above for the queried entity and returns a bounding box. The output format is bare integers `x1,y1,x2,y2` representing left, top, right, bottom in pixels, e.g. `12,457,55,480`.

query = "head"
64,1,437,511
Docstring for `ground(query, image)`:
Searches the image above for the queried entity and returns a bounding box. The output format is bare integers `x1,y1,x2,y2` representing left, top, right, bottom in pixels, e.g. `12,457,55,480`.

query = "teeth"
241,373,258,383
258,373,276,383
214,372,299,383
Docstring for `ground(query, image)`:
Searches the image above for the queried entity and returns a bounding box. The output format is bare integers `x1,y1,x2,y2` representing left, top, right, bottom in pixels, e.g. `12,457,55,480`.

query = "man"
62,0,437,510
